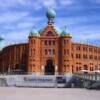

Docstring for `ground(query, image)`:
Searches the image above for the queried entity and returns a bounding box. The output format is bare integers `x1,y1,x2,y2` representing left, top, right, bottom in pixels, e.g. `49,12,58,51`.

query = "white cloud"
55,14,100,29
0,11,29,24
74,33,100,40
89,0,100,4
42,0,57,8
24,0,58,10
0,0,100,48
0,0,31,7
16,22,33,29
0,0,41,11
55,16,88,27
0,0,75,11
41,0,75,9
0,0,75,9
59,0,74,6
70,25,100,44
2,25,15,30
2,30,29,46
72,32,100,46
1,16,42,32
16,17,42,28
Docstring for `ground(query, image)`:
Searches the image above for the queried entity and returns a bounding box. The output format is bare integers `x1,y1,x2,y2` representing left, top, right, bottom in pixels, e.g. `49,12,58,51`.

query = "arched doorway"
84,65,88,70
15,64,20,69
45,59,55,75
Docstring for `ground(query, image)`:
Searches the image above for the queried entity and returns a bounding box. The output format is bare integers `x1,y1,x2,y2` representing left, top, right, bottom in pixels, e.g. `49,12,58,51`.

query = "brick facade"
0,10,100,75
0,43,28,73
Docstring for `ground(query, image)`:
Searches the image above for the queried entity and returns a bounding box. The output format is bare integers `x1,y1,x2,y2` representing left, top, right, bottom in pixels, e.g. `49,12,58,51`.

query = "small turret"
61,26,71,37
29,28,39,37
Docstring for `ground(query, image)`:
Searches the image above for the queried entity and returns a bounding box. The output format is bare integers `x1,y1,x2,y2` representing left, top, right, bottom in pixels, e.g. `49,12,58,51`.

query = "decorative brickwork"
0,9,100,75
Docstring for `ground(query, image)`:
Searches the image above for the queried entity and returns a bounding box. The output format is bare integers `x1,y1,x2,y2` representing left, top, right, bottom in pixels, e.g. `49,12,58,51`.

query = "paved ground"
0,87,100,100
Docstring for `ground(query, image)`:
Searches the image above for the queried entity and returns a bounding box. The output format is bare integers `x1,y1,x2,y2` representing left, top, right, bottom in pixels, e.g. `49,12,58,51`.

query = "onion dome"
46,8,56,19
61,26,71,36
39,28,44,34
29,28,39,37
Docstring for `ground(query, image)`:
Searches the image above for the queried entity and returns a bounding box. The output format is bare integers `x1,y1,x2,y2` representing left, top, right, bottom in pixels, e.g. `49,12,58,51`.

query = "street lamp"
55,65,58,75
42,65,44,75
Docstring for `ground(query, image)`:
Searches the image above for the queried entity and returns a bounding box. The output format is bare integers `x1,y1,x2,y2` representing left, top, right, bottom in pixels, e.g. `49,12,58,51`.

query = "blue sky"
0,0,100,48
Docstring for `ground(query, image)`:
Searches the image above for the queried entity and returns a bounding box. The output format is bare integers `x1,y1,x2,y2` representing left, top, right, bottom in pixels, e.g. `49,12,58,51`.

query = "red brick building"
0,9,100,75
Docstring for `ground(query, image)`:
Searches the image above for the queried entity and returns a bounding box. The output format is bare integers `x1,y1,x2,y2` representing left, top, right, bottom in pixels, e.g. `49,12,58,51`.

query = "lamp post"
42,65,44,75
8,65,11,75
55,65,58,75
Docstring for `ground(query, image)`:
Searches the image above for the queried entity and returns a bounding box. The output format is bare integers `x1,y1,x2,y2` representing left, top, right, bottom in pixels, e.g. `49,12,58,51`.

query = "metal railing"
74,72,100,81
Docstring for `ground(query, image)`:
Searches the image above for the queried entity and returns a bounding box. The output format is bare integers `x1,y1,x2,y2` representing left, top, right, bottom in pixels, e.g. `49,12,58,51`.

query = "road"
0,87,100,100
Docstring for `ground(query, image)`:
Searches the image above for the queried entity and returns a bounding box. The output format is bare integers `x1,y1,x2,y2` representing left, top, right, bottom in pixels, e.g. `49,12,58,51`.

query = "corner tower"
60,27,72,74
28,28,40,74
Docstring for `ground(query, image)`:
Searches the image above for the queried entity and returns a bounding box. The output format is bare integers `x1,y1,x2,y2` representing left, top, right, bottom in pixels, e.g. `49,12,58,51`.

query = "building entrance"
45,59,55,75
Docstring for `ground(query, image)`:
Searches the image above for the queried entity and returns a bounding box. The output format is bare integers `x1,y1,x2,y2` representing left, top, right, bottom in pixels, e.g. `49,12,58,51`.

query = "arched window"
45,49,47,55
53,49,55,55
48,49,51,55
49,40,51,45
33,49,35,55
84,65,88,70
44,40,47,45
53,41,55,45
